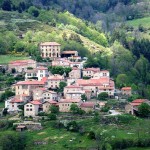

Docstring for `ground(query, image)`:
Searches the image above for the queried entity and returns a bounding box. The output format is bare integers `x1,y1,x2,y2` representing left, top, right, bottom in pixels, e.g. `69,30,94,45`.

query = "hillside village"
1,41,149,122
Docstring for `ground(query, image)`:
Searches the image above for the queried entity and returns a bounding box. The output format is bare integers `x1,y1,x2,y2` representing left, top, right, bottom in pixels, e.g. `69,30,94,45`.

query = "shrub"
88,131,96,139
48,113,57,120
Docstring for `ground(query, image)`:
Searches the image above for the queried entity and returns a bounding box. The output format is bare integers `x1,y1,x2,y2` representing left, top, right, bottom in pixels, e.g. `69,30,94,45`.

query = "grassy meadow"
0,55,29,64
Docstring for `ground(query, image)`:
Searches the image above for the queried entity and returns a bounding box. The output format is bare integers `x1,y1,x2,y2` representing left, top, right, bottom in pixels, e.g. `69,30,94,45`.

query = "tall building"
39,42,61,59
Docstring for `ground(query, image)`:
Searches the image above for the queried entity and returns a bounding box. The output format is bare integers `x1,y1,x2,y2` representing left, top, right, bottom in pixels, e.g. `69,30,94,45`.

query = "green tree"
98,92,108,101
2,0,11,11
28,6,39,17
58,81,67,93
50,105,59,114
48,113,57,120
138,103,150,118
116,74,129,88
81,94,87,101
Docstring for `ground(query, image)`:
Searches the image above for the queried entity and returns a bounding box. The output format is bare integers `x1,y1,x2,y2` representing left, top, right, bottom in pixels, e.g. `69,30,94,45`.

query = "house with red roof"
42,90,58,101
25,66,49,81
5,94,30,113
64,85,83,97
69,67,81,79
39,42,61,59
80,102,96,112
43,101,58,113
15,80,45,96
52,58,71,67
24,100,42,117
82,68,100,78
125,99,150,115
121,87,132,96
93,70,110,79
8,59,36,73
59,99,81,112
76,78,115,97
48,74,65,89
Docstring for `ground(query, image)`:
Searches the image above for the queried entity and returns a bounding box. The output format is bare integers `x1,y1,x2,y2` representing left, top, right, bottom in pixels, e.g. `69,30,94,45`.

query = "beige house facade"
39,42,61,59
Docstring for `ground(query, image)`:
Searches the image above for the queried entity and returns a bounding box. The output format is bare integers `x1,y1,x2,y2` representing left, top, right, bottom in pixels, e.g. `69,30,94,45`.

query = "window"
26,109,29,111
26,105,29,107
12,105,14,107
30,105,32,107
30,109,32,111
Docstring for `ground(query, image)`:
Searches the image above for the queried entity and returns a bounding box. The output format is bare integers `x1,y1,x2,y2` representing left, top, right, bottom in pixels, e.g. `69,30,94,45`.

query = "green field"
0,116,150,150
127,17,150,28
0,55,29,64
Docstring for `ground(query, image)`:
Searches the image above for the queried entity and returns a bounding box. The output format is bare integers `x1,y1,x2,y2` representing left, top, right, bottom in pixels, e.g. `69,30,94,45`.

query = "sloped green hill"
0,9,110,58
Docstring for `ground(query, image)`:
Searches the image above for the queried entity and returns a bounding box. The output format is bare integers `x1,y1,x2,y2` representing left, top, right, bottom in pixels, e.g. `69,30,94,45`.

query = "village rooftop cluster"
4,42,149,117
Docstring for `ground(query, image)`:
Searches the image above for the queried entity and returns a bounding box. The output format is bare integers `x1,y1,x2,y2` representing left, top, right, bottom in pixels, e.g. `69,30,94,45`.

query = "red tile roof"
41,77,48,83
16,80,45,85
132,99,147,103
130,99,148,106
10,99,23,103
59,99,81,103
80,102,95,108
121,87,131,90
40,42,60,46
30,100,42,105
37,66,48,70
9,59,35,65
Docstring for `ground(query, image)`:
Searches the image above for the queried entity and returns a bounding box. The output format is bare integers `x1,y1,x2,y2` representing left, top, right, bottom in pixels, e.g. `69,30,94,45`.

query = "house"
37,66,49,81
32,88,47,100
5,95,30,112
125,99,150,115
76,78,115,97
69,67,81,79
25,68,37,80
15,80,45,96
93,70,110,79
70,62,83,69
8,60,36,73
121,87,132,96
59,99,81,112
52,58,71,67
61,51,78,58
25,67,49,81
24,100,42,117
43,101,58,113
39,42,61,59
48,74,64,89
64,85,83,97
82,68,100,78
42,90,58,101
5,98,24,113
80,102,95,112
66,91,85,99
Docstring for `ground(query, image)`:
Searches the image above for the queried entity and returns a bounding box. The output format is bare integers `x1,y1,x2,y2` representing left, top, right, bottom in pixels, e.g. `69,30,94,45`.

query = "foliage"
28,6,39,17
0,133,27,150
70,103,85,115
98,92,108,101
81,94,87,101
0,90,15,102
48,113,57,120
138,103,150,118
57,81,67,93
88,131,96,139
50,105,59,114
66,121,80,132
48,66,72,77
